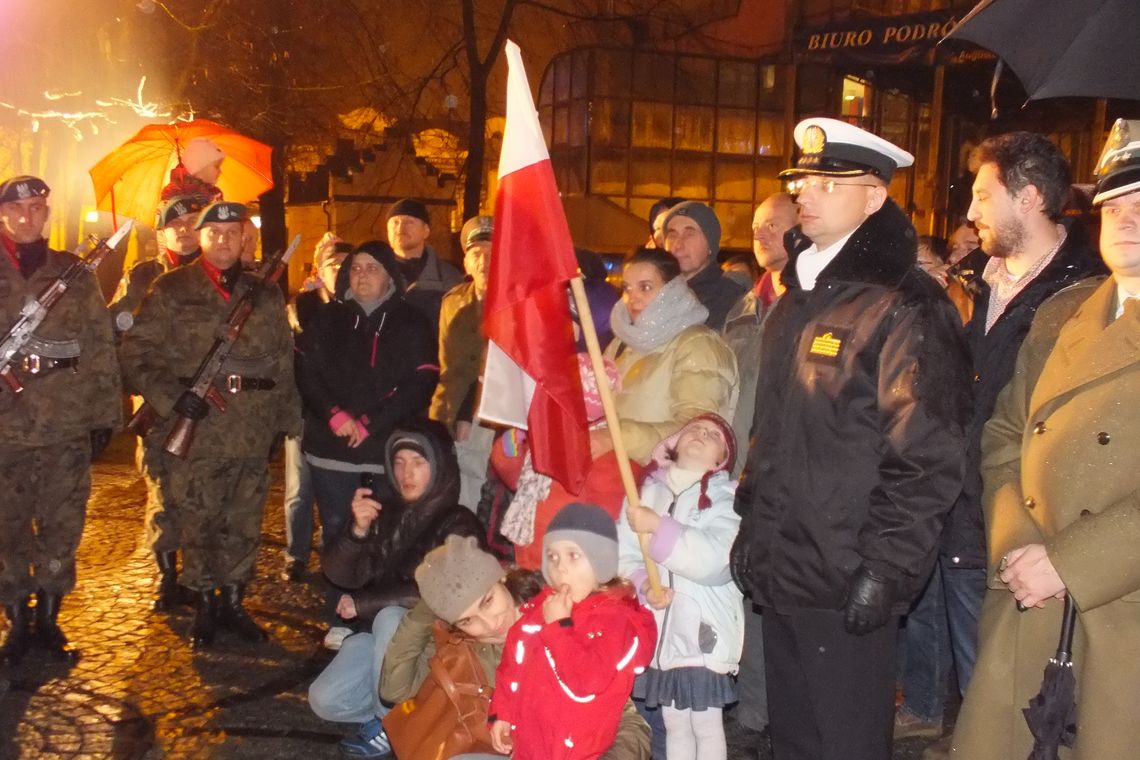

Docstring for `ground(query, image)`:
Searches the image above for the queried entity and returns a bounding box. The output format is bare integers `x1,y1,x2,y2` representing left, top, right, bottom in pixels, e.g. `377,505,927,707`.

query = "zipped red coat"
489,584,657,760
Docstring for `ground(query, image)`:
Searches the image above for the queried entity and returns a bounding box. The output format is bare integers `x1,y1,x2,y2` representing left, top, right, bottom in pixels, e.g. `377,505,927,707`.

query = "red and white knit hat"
648,412,736,510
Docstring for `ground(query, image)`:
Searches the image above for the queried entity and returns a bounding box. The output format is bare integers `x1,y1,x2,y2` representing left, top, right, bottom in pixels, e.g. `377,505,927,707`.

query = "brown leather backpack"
382,620,498,760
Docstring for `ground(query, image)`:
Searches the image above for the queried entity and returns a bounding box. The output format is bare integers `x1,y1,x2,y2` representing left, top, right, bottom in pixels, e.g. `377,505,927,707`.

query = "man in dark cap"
384,198,462,331
0,175,122,665
111,195,208,612
663,201,746,330
430,214,494,509
120,200,301,650
730,118,971,759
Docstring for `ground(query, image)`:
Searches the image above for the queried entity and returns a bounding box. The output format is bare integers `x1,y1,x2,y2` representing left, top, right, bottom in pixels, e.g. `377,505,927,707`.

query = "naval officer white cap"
780,117,914,183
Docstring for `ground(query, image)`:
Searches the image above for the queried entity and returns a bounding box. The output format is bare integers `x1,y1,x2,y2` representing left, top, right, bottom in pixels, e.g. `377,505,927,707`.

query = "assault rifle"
127,234,300,457
0,221,134,394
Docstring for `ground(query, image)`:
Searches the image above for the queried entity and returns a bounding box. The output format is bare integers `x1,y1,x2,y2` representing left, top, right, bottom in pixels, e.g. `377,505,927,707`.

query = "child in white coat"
617,413,744,760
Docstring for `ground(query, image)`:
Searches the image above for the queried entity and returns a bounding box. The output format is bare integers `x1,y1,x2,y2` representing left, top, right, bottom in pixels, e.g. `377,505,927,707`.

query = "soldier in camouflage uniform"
120,201,301,649
110,195,206,333
111,195,206,612
0,176,122,665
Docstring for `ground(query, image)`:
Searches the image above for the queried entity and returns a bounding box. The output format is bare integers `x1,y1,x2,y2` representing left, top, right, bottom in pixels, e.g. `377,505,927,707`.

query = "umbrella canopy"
89,119,273,225
1023,595,1079,759
943,0,1140,101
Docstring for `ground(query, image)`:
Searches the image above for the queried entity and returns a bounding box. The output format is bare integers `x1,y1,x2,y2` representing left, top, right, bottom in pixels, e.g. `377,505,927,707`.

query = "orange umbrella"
89,119,273,225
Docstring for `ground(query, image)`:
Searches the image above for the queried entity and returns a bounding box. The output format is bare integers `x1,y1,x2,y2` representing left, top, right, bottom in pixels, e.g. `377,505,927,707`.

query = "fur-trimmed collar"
781,198,917,290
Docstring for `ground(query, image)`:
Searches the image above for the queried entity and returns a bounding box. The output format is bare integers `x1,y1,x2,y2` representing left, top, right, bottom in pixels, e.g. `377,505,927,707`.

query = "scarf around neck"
609,277,709,353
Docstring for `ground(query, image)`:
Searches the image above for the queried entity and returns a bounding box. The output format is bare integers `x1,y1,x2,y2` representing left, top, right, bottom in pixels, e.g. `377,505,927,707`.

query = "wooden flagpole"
568,276,663,596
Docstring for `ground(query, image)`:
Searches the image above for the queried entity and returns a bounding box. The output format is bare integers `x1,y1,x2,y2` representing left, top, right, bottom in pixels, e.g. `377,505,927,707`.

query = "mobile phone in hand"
360,472,374,489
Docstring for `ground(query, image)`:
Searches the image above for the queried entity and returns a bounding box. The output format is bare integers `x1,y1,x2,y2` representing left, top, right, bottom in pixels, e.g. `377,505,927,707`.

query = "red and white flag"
477,40,590,493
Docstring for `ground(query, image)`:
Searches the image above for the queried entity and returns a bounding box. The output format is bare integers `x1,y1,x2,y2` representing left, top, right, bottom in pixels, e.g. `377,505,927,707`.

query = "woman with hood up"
310,419,486,757
296,240,440,645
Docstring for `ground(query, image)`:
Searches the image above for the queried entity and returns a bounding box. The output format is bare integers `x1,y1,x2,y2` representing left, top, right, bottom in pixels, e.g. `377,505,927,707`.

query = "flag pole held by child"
478,40,662,596
569,277,663,596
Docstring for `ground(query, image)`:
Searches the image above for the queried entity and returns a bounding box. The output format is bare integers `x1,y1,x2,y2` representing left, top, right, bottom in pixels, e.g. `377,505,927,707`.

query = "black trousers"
762,607,898,760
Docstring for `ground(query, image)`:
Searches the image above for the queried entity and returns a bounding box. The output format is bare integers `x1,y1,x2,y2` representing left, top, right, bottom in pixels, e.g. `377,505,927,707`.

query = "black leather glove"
90,428,113,461
843,566,896,635
173,391,210,421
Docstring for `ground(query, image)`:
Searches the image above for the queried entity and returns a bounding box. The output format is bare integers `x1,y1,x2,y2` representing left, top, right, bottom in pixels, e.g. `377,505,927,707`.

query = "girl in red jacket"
489,502,657,760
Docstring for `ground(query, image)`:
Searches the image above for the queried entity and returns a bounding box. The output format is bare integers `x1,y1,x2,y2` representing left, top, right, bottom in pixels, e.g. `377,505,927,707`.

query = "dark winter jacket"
402,245,464,334
320,418,485,621
730,199,972,614
296,291,439,466
687,261,748,331
940,220,1105,568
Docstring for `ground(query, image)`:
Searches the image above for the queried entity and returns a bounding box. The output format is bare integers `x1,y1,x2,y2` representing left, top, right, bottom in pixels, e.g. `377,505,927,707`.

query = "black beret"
194,201,247,229
0,176,50,204
157,196,206,228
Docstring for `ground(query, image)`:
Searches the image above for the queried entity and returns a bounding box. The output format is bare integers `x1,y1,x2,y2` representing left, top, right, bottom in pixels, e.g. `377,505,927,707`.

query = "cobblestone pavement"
1,435,943,759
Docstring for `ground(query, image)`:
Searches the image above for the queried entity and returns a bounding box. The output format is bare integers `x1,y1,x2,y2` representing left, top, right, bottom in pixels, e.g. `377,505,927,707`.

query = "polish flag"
477,40,590,493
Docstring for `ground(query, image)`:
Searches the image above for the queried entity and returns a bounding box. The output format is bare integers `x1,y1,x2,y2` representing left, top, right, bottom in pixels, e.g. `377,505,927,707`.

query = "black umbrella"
1023,595,1078,760
942,0,1140,102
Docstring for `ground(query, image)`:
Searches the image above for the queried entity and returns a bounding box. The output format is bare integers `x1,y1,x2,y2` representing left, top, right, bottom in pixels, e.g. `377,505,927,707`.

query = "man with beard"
901,132,1105,754
0,176,122,664
730,119,971,760
951,118,1140,760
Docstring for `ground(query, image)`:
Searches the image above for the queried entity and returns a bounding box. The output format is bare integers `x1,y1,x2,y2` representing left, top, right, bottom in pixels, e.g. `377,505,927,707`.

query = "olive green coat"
429,280,482,431
953,276,1140,760
119,262,300,458
0,246,121,446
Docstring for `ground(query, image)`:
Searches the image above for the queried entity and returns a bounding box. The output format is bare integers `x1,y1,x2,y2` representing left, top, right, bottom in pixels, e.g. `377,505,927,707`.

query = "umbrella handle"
1055,594,1078,664
990,58,1005,120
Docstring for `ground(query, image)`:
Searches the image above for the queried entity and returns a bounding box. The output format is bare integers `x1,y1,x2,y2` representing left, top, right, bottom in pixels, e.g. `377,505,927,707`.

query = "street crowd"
1,114,1139,760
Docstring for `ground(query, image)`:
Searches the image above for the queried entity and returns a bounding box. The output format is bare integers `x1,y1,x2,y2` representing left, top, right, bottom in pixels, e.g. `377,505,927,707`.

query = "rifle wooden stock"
126,402,158,437
157,233,299,460
0,367,24,394
164,415,197,458
205,385,227,412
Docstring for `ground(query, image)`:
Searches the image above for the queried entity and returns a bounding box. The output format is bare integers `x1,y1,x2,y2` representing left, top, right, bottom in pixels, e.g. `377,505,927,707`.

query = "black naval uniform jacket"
730,199,972,614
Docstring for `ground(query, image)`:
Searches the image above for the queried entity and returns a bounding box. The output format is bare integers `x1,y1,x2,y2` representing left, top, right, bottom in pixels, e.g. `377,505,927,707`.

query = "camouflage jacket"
109,250,198,335
119,261,301,458
0,242,122,447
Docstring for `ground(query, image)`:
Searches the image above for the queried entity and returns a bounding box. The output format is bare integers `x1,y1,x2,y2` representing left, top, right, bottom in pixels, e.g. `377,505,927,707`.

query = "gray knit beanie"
542,502,619,585
665,201,722,256
415,535,504,624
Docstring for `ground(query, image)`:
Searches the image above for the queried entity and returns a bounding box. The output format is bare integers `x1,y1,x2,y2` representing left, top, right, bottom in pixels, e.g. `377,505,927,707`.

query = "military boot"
189,589,219,650
0,598,32,666
35,592,79,662
153,551,193,611
218,584,268,642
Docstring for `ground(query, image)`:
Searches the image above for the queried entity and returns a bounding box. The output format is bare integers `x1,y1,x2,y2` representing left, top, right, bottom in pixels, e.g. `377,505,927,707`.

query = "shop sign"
796,10,992,66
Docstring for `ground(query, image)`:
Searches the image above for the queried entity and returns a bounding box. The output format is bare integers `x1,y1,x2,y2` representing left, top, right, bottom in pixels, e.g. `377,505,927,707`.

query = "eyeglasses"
785,177,881,196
